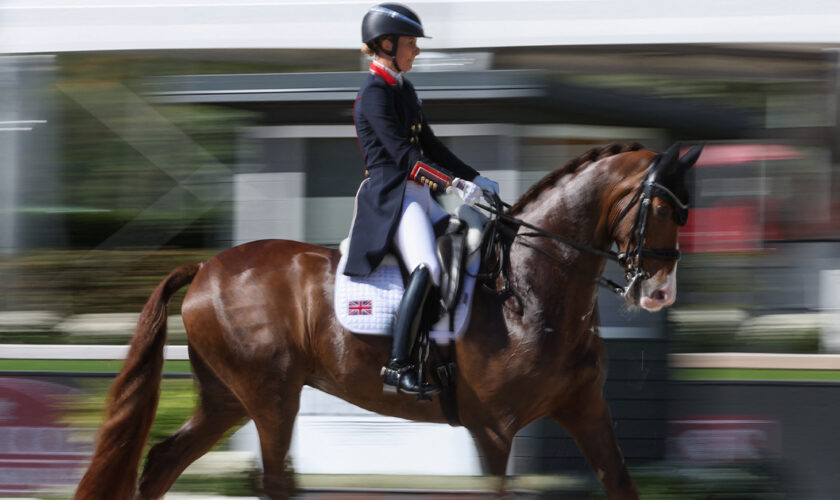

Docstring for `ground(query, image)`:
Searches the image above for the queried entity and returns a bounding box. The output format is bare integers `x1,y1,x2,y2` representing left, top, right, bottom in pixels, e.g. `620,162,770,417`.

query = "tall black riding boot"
381,264,440,395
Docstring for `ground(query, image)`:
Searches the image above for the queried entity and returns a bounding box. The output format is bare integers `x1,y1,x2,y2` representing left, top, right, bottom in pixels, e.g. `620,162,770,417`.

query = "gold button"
411,124,416,132
410,137,415,143
432,182,438,190
418,123,422,132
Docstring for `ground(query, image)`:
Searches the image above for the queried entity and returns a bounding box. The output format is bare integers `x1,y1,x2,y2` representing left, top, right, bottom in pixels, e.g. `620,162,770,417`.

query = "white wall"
234,172,306,245
230,387,484,475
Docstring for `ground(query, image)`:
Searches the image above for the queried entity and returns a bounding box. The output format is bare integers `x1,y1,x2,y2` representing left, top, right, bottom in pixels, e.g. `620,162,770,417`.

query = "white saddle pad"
334,193,488,342
334,240,480,343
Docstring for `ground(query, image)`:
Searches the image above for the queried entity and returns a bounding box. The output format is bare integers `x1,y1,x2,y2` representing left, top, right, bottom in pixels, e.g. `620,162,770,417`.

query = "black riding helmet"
362,3,429,71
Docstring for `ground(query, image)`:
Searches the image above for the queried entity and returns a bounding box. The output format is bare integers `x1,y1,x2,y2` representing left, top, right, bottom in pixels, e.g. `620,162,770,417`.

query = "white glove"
448,177,482,206
473,175,499,196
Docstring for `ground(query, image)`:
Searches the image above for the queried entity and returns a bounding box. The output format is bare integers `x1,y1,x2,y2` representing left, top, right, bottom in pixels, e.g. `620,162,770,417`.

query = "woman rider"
344,2,499,395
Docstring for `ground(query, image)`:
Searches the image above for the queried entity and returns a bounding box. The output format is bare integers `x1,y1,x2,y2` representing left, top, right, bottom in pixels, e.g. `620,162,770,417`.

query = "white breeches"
393,181,448,287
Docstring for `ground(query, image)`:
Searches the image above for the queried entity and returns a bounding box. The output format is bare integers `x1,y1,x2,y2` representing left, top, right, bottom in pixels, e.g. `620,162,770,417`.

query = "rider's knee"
412,261,440,288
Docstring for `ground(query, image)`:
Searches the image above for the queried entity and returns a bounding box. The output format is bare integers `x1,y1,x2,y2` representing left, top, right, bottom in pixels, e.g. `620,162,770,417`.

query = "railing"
0,344,188,360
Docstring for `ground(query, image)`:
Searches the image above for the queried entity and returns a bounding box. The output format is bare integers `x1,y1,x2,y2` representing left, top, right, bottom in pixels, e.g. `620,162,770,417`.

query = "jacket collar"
369,60,403,87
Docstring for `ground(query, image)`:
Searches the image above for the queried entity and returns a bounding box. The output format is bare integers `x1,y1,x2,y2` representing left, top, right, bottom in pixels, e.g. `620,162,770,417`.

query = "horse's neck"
517,165,612,260
509,165,613,341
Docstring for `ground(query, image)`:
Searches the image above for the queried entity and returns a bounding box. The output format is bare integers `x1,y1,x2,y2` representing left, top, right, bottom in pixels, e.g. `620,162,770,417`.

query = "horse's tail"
74,263,200,500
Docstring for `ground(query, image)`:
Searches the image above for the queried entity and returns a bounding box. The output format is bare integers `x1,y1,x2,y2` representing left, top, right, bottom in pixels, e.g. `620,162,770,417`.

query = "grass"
292,467,783,499
0,358,191,373
295,473,590,493
672,367,840,381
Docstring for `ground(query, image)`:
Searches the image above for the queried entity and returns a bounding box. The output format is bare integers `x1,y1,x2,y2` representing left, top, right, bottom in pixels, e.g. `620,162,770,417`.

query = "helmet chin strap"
382,35,402,73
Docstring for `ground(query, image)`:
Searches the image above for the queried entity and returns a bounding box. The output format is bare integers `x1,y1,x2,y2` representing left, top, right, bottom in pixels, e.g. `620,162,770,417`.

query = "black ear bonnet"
643,143,703,226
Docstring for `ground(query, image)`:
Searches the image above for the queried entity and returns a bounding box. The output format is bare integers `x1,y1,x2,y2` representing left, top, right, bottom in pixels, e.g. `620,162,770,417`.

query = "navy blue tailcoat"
344,64,480,277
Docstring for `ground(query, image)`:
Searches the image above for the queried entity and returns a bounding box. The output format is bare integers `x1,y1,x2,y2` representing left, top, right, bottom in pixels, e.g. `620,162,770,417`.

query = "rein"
475,155,686,299
476,198,628,297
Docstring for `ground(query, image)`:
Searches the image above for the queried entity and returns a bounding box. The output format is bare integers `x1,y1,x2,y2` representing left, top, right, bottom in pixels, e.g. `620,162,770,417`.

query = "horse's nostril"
653,290,667,302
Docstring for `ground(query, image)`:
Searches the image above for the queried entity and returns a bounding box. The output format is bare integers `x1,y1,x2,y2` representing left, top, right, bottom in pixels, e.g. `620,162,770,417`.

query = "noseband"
477,153,687,299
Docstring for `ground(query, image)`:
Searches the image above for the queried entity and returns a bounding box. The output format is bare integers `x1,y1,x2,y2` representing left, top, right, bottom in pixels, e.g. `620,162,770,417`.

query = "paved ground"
165,494,552,500
163,486,592,500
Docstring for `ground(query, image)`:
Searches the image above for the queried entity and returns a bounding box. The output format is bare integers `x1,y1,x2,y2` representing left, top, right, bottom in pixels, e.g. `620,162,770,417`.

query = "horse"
74,142,701,500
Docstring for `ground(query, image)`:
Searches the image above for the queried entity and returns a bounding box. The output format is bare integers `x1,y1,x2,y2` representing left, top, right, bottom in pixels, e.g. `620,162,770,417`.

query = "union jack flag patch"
348,300,372,315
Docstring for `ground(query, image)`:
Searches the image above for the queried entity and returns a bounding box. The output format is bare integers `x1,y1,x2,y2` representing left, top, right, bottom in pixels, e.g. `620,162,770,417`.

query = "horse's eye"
654,204,670,218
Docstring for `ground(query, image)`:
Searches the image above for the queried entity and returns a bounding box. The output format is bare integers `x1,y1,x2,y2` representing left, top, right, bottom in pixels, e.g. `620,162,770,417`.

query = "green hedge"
1,249,219,319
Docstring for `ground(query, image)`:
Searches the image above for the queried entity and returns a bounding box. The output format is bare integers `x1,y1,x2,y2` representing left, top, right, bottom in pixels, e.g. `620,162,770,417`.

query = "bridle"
476,154,688,300
610,153,688,296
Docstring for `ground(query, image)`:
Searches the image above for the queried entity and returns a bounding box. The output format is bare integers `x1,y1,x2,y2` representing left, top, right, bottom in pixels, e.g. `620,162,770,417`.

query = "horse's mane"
508,142,645,215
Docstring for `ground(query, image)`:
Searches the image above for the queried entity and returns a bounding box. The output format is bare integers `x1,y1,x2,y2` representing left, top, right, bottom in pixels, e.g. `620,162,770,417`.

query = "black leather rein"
475,155,686,298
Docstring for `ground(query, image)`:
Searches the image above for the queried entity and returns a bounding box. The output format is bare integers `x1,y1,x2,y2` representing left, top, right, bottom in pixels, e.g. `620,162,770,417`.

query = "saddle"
435,216,467,323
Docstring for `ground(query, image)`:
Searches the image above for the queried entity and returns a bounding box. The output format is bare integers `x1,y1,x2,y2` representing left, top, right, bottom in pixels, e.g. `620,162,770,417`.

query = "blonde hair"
361,44,376,57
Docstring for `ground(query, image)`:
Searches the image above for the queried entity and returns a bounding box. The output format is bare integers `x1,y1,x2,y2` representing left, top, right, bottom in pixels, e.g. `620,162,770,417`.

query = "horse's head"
610,143,702,312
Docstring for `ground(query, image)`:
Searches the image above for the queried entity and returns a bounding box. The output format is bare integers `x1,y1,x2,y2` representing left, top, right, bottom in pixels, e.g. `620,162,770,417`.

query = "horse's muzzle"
637,272,677,312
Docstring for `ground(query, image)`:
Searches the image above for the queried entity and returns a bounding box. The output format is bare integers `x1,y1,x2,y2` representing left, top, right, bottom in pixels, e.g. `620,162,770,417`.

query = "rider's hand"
448,177,482,206
473,175,499,196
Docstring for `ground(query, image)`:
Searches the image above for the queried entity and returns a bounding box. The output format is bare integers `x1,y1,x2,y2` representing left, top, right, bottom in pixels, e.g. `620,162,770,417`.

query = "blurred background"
2,0,840,498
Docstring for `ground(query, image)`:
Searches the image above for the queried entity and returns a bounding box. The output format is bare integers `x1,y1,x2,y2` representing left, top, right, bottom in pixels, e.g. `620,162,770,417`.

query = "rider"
344,2,499,395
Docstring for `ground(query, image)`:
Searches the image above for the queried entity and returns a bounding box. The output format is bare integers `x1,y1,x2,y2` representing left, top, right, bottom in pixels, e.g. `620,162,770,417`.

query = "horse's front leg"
468,423,513,496
553,387,639,500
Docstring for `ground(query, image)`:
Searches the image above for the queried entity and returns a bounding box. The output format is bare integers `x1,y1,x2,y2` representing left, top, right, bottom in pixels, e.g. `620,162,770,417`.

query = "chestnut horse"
75,143,701,500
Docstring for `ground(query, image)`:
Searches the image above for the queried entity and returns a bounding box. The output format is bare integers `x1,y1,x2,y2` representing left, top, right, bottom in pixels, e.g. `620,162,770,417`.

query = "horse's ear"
679,144,704,171
659,142,681,169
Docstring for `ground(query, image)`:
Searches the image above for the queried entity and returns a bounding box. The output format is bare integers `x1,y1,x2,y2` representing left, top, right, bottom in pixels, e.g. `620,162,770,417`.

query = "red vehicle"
680,144,808,253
